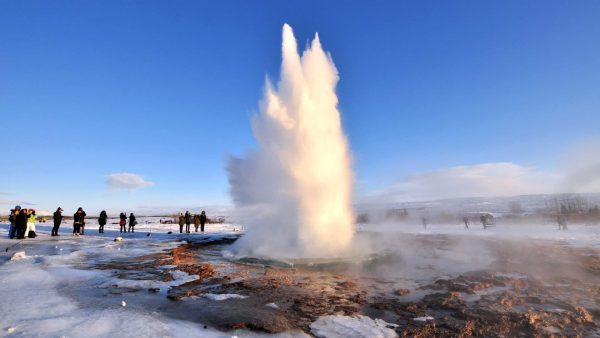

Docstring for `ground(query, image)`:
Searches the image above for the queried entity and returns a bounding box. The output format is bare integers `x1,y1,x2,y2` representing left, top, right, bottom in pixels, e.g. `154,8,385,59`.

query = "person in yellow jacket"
25,209,37,238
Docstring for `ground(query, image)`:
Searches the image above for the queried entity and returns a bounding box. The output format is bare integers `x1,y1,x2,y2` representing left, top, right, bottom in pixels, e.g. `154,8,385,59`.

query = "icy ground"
0,219,307,338
359,222,600,249
0,218,599,337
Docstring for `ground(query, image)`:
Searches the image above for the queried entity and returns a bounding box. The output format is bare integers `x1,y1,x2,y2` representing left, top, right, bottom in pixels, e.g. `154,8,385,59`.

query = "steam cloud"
228,24,354,259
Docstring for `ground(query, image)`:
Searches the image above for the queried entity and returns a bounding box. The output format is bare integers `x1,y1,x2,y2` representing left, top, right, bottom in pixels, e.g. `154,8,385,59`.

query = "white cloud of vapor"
105,173,154,191
366,162,558,203
560,138,600,194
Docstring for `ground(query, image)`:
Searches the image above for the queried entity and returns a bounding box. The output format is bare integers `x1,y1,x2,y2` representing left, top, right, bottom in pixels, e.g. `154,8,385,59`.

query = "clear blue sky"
1,1,599,214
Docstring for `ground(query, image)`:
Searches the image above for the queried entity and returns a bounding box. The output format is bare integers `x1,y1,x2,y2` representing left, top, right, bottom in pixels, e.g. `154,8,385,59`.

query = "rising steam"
228,24,354,259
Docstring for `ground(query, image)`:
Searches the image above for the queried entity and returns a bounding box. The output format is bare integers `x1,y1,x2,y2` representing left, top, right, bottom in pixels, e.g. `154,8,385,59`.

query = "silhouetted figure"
463,216,469,229
98,210,107,233
52,207,63,236
557,215,568,230
200,210,207,232
119,212,127,233
184,211,192,233
178,213,185,233
480,214,487,229
16,208,28,239
193,214,200,232
421,217,428,229
8,208,17,239
128,213,136,232
73,207,86,236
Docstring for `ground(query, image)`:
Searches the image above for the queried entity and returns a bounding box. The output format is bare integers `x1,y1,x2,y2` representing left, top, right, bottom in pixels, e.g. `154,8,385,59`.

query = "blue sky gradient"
1,1,599,213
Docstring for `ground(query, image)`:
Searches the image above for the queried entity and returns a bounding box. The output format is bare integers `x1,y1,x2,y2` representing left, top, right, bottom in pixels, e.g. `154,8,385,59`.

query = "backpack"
28,230,36,238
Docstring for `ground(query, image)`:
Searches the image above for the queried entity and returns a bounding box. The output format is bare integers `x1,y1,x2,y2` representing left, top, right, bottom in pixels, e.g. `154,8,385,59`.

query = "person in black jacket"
200,211,207,232
98,210,107,233
77,207,87,235
119,212,127,233
52,207,63,236
8,208,16,239
128,213,136,232
73,208,86,236
15,208,28,239
184,211,192,234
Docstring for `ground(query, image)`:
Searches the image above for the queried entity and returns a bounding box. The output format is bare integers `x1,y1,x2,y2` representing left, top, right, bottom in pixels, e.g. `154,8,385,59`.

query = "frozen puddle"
310,315,398,338
202,293,249,301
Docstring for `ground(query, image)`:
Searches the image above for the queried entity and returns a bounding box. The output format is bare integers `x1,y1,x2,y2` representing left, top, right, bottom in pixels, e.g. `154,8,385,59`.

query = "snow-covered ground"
359,222,600,248
0,220,309,338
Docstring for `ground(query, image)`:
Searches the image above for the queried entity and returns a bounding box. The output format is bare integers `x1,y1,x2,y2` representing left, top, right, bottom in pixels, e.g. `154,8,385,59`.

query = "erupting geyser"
228,24,354,259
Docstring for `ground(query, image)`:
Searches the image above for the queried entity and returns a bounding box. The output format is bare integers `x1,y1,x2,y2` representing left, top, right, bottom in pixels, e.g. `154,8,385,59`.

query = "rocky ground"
82,233,600,337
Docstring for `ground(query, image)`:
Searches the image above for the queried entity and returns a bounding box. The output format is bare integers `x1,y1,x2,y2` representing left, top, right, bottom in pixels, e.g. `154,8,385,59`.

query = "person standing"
557,215,568,231
119,212,127,233
73,208,85,236
16,208,28,239
52,207,63,236
8,208,16,239
463,216,469,229
193,214,200,232
76,207,87,235
200,210,207,232
421,217,428,230
178,213,185,234
184,211,192,234
128,213,136,232
25,209,37,238
98,210,107,233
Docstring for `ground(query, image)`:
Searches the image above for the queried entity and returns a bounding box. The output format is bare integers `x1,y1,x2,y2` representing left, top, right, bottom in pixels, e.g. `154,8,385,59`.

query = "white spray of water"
228,24,354,259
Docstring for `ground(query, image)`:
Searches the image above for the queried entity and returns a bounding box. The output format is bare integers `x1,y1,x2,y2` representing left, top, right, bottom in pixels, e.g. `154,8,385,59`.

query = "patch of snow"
266,302,279,309
412,316,434,322
310,315,398,338
202,293,249,301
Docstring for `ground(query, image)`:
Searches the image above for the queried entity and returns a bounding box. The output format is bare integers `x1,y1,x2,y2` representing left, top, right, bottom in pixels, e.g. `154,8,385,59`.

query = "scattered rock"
10,251,26,261
394,288,410,297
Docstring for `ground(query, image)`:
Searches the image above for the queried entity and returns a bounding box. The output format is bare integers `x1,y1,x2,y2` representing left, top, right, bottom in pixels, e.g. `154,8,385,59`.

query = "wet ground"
70,231,600,337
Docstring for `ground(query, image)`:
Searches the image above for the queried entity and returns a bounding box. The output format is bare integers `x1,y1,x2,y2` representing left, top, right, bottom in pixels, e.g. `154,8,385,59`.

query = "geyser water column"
228,24,354,259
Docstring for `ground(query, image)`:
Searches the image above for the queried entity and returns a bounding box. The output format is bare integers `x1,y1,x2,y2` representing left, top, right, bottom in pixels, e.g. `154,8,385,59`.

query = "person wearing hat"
52,207,63,236
16,208,28,239
25,209,37,238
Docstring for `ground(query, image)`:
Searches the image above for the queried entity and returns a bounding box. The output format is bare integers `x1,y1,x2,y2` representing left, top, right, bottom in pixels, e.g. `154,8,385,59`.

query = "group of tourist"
52,207,137,236
8,206,38,239
8,206,209,238
117,212,137,233
178,211,207,233
51,207,89,236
